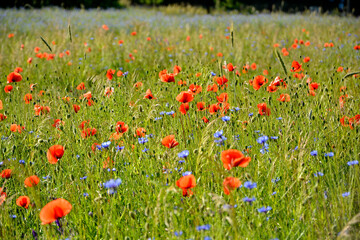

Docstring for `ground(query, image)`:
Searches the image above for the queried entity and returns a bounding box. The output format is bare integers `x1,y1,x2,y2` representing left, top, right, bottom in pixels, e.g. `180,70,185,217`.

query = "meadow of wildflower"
0,7,360,240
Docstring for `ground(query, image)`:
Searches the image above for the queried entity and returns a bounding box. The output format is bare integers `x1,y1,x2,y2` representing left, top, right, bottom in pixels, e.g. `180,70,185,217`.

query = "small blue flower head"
182,171,192,176
214,130,223,138
19,160,25,164
257,136,269,144
196,224,211,231
325,152,334,157
178,150,189,158
347,160,359,166
258,206,272,213
103,179,122,189
310,150,318,156
116,146,125,152
243,197,256,203
314,172,324,177
270,136,278,140
271,177,280,183
174,231,183,237
249,113,254,117
83,193,89,197
342,192,350,197
276,117,282,120
243,181,257,189
138,137,148,144
211,72,216,76
142,148,149,153
160,111,165,116
166,111,175,116
221,116,230,122
101,141,111,149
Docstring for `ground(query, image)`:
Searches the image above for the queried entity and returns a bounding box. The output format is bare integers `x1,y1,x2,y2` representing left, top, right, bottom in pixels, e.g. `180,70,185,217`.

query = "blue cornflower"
101,141,111,149
142,148,149,153
182,171,192,176
325,152,334,157
221,116,230,122
249,113,254,117
0,161,3,166
243,181,257,189
276,117,282,120
178,160,185,164
196,224,211,231
154,117,162,121
80,176,87,180
138,137,148,144
11,215,17,219
243,197,256,203
271,177,280,183
19,160,25,164
204,237,212,240
116,146,125,152
166,111,175,115
314,172,324,177
342,192,350,197
103,179,122,189
272,191,277,195
257,136,269,144
211,72,216,76
270,136,278,140
178,150,189,158
347,160,359,166
258,206,272,213
83,193,89,197
310,150,318,156
160,111,166,115
214,130,223,138
174,231,183,237
234,107,240,111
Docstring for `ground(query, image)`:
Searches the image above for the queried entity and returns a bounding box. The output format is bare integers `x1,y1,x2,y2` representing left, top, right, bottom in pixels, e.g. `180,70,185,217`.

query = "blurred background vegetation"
1,0,359,15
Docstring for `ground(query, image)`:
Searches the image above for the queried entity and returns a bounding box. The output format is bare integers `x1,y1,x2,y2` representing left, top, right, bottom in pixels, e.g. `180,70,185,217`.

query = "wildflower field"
0,8,360,239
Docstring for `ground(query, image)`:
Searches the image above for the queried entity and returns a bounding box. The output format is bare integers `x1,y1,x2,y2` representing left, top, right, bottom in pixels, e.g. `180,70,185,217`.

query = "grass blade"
341,71,360,81
274,49,288,76
68,24,72,42
40,36,52,52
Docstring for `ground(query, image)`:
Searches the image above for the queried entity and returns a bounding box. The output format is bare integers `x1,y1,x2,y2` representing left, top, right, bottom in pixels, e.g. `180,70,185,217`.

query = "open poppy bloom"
215,76,228,86
159,70,175,83
40,198,72,225
4,85,13,93
176,174,196,197
0,169,12,179
176,91,194,103
207,84,218,93
116,121,128,134
73,104,80,113
202,116,209,123
7,72,22,83
197,102,206,111
47,145,64,164
173,65,181,75
106,69,115,80
24,93,33,104
277,94,290,102
223,177,241,195
136,127,146,137
76,82,85,90
16,196,30,209
251,75,268,90
226,63,236,71
24,175,40,187
81,128,97,138
209,103,221,115
0,113,7,121
290,60,302,72
179,103,189,115
216,93,228,103
221,149,251,170
162,135,179,148
188,84,202,95
53,119,64,129
257,103,271,116
144,89,156,99
10,124,24,133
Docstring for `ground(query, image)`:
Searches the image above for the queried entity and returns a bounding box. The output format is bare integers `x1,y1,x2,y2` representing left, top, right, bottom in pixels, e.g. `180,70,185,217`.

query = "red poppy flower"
266,84,278,93
144,89,156,99
116,121,128,134
24,175,40,187
223,177,241,195
14,67,23,73
10,124,24,133
24,93,33,104
257,103,271,116
227,63,236,72
197,102,206,111
202,116,209,123
215,76,228,86
4,85,13,93
176,174,196,197
179,103,189,115
339,94,348,108
76,82,85,90
252,75,268,90
81,128,97,139
162,135,179,148
102,24,109,30
0,113,7,121
209,104,221,115
136,128,146,137
134,82,143,88
40,198,72,225
349,115,360,129
176,91,194,103
309,82,320,91
303,57,310,63
0,169,12,179
221,149,251,170
250,63,257,70
216,93,228,103
91,142,100,152
106,69,116,80
7,72,22,83
79,120,89,130
16,196,30,209
173,65,181,75
290,60,302,72
73,104,80,113
207,84,218,93
34,105,50,116
277,94,290,102
188,84,202,95
47,145,64,164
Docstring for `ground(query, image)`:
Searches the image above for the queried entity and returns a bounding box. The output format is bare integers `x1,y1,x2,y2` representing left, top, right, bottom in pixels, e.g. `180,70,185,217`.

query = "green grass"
0,7,360,239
